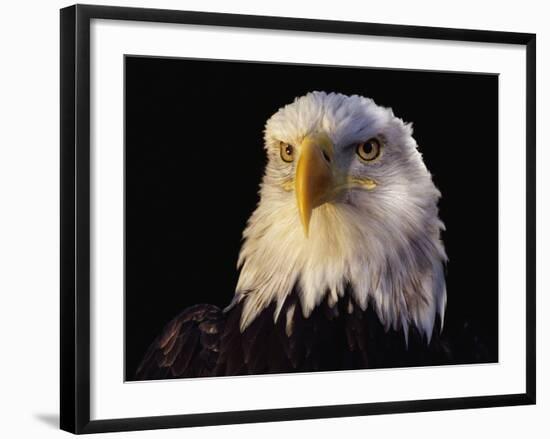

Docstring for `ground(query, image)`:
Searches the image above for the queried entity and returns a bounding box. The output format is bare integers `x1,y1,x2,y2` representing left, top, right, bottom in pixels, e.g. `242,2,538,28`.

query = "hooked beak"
295,133,335,237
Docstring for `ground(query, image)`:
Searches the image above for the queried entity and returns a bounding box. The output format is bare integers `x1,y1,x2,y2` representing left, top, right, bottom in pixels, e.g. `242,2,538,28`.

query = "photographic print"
125,56,498,381
61,5,535,433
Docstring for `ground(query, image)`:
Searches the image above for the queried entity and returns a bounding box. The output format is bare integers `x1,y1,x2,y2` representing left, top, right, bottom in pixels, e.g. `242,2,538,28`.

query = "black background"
125,56,498,380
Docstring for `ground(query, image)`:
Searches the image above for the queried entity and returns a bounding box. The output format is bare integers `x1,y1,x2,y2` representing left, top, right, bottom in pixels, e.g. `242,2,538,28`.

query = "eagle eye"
356,138,382,162
280,142,295,163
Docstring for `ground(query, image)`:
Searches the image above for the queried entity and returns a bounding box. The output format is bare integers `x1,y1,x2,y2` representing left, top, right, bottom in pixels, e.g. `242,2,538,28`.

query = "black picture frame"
60,4,536,434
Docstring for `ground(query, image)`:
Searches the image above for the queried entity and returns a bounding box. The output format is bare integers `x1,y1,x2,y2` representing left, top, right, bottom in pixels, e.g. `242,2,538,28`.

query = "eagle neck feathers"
233,183,447,343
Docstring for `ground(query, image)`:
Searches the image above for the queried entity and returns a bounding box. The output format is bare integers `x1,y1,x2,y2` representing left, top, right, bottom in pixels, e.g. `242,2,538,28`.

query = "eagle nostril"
322,150,331,163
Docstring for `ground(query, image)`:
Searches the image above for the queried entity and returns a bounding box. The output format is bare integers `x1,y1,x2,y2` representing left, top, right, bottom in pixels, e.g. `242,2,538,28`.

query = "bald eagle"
136,91,450,380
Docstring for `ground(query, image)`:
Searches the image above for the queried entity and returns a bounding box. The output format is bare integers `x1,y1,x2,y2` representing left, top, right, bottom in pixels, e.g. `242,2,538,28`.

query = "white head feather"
233,91,447,342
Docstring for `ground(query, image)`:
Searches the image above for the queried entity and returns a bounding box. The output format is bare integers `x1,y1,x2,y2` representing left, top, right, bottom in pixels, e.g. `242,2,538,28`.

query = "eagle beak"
295,133,335,237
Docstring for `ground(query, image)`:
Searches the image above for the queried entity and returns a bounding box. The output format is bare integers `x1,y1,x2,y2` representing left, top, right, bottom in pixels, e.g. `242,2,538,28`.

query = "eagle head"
234,91,447,343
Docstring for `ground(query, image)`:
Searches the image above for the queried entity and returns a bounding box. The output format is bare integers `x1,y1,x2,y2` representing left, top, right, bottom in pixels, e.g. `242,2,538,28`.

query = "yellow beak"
295,133,335,237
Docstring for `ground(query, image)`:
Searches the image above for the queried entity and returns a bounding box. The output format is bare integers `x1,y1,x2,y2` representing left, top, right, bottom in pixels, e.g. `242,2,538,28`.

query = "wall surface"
0,0,546,437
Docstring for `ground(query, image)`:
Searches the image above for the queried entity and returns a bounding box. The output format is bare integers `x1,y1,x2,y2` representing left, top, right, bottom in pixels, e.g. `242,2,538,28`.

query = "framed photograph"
60,4,536,434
